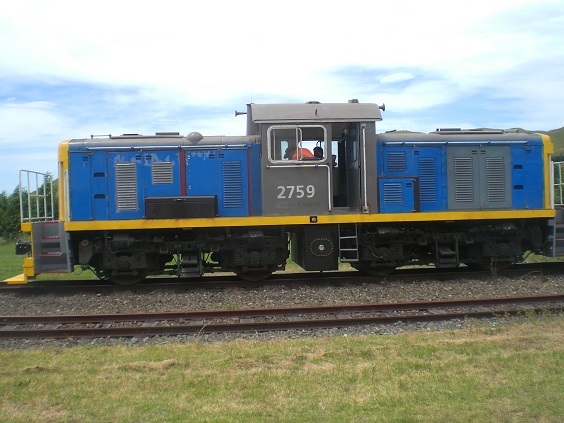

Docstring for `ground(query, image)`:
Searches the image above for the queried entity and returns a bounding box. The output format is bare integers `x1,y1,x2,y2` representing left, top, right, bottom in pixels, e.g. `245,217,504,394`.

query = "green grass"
0,319,562,422
0,241,24,281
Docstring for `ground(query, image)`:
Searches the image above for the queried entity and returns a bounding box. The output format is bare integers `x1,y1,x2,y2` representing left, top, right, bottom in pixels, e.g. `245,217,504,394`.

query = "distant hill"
544,127,564,159
473,127,564,159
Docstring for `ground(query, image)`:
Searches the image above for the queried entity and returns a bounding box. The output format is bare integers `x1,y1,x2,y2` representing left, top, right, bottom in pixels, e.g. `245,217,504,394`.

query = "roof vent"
155,132,180,136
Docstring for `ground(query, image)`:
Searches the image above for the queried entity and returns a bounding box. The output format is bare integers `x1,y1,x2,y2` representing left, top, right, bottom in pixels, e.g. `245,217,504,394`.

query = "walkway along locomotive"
9,100,560,284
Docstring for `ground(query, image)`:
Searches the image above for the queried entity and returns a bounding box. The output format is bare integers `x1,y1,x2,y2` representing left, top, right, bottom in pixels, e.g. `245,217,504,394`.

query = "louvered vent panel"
383,183,404,204
222,161,243,208
486,157,505,202
151,162,173,184
115,163,138,211
418,158,437,203
454,157,473,202
386,152,407,172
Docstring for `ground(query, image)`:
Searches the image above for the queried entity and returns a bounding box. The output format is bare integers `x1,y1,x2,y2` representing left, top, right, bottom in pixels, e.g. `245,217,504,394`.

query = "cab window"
268,125,326,162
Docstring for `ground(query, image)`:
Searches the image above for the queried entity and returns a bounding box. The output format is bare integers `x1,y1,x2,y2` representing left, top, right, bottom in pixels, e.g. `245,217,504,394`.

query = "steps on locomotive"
550,208,564,257
31,221,73,273
338,224,359,262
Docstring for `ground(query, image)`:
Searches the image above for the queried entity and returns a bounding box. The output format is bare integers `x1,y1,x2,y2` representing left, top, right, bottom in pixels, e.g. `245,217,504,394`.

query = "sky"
1,0,563,193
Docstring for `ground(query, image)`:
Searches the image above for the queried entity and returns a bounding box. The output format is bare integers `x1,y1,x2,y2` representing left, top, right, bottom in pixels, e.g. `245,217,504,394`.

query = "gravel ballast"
1,273,562,349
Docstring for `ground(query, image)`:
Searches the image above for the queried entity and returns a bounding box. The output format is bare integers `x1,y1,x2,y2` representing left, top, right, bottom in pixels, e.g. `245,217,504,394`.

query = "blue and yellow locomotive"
11,100,556,284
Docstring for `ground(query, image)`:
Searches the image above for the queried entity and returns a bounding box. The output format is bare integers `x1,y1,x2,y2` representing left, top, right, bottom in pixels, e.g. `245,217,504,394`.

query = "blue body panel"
378,177,417,213
107,151,145,220
68,152,93,221
377,144,446,212
376,137,545,214
68,143,262,221
186,146,260,217
510,141,544,209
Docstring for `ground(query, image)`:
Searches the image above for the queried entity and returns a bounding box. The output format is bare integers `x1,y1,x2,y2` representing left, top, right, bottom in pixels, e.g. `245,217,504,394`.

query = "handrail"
19,170,54,223
554,162,564,207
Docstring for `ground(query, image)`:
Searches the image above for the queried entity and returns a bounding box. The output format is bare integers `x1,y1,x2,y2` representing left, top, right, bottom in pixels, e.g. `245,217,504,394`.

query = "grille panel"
486,157,505,202
386,152,407,172
151,162,173,184
383,183,404,204
115,163,138,211
418,158,437,203
454,157,473,203
222,161,243,208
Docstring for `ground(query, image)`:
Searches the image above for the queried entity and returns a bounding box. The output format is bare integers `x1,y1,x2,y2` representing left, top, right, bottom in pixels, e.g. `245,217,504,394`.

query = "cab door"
261,125,331,216
345,124,361,211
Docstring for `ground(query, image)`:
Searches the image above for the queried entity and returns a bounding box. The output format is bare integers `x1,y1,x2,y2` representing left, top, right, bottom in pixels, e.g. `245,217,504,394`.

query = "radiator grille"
151,161,173,184
454,157,474,202
386,152,407,172
222,161,243,208
382,183,404,204
115,163,138,211
418,158,437,203
486,157,505,202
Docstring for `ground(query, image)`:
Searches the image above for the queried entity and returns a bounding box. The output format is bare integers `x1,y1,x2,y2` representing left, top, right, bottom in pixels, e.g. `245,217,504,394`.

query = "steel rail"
1,294,562,325
0,307,561,339
0,295,562,339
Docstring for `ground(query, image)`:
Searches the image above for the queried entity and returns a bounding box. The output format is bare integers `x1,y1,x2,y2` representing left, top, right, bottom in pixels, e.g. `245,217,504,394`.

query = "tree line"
0,188,23,240
0,181,58,241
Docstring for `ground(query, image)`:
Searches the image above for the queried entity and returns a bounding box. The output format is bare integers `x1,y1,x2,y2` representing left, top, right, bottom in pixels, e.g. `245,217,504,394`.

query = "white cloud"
0,101,67,142
380,73,415,84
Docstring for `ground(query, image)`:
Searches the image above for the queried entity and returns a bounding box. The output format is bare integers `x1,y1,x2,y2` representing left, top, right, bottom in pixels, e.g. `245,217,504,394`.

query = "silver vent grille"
115,163,138,211
382,182,404,204
486,157,505,202
386,152,407,172
222,161,243,208
151,161,173,184
418,158,437,203
454,157,473,203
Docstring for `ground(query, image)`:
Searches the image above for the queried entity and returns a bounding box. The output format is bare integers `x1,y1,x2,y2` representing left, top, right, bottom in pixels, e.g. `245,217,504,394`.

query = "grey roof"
250,102,383,123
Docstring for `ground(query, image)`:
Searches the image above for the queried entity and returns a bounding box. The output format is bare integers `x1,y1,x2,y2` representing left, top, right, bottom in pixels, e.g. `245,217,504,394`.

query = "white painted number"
277,185,315,199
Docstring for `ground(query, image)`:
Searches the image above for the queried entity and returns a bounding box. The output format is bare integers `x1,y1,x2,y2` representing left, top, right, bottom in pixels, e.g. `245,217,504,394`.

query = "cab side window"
268,125,326,163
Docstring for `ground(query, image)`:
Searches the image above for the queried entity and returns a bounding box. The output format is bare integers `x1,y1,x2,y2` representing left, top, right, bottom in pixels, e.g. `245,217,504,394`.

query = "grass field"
0,319,562,422
0,241,24,281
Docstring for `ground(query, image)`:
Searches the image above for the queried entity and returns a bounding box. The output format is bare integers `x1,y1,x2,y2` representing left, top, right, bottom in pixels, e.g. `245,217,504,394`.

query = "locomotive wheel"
236,271,272,282
110,274,147,285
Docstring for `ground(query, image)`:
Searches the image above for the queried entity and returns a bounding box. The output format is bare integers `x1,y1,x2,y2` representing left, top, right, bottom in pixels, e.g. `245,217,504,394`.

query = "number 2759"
277,185,315,199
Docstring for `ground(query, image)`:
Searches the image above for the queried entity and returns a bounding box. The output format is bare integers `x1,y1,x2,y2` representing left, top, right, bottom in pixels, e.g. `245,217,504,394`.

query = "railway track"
1,294,562,340
1,261,563,294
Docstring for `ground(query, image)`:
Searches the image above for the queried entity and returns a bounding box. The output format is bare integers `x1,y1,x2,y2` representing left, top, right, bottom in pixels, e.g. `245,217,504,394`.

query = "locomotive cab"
245,101,383,272
248,101,383,216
